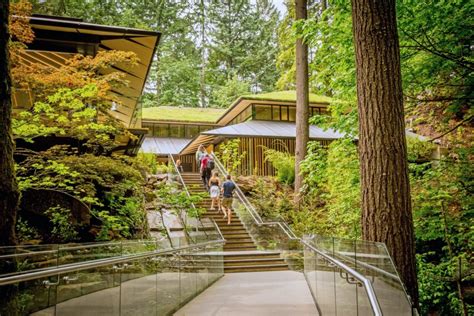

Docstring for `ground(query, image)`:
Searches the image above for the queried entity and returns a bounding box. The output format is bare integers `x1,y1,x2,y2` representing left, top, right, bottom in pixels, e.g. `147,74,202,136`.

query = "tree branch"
429,114,474,142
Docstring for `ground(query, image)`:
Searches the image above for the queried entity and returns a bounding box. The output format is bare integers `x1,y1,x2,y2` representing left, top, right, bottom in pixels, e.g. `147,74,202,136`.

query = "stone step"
225,241,255,246
224,247,257,251
224,238,253,243
220,233,251,238
223,253,282,260
224,264,288,273
224,258,286,267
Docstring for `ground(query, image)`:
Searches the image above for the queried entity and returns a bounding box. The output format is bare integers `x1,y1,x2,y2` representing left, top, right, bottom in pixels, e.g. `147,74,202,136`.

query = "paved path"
174,271,319,316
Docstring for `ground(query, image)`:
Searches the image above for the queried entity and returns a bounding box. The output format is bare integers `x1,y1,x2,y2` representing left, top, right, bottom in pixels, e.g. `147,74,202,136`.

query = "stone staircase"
181,173,288,273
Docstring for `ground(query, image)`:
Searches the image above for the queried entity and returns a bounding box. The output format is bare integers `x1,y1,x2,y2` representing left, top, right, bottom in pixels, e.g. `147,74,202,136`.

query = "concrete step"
221,233,251,238
223,253,282,260
224,264,288,273
224,258,286,267
224,238,253,243
225,241,255,246
224,245,257,251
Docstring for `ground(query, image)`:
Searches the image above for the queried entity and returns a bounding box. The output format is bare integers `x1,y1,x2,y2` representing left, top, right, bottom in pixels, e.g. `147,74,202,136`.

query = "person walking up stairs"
181,172,289,273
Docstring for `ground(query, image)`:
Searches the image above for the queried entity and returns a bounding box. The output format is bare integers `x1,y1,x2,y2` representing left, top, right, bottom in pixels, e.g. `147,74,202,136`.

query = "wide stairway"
181,172,289,273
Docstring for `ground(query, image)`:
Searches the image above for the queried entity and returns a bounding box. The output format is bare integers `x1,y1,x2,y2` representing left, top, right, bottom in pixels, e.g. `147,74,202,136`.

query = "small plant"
45,205,78,242
263,145,295,185
16,217,40,242
217,139,246,175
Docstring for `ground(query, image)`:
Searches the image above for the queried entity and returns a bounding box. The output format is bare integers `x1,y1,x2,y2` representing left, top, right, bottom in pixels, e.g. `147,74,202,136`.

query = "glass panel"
272,106,281,121
281,106,288,121
254,105,272,120
156,124,169,137
169,125,184,138
186,125,199,138
288,107,296,121
199,125,212,133
242,105,252,121
55,265,120,315
142,123,153,136
120,257,157,316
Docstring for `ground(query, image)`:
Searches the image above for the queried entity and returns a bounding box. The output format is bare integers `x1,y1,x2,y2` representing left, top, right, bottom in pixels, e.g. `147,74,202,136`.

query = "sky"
273,0,287,14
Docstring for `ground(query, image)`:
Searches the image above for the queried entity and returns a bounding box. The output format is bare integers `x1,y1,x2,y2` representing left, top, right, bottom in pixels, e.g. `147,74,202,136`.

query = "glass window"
169,124,184,138
254,105,272,120
242,105,252,120
185,125,199,138
272,106,280,121
143,123,153,136
155,124,169,137
199,125,212,133
288,107,296,121
281,106,288,121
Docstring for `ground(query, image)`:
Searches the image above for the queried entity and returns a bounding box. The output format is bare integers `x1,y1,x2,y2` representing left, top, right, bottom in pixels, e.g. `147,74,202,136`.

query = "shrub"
263,147,295,185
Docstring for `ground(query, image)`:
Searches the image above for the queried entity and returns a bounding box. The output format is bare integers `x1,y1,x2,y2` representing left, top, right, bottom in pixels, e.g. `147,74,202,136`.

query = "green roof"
142,106,225,123
243,90,331,104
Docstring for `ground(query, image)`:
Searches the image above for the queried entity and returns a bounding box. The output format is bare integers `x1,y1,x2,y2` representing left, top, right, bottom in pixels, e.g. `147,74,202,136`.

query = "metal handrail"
211,152,298,240
211,152,383,315
0,239,225,286
301,239,382,316
168,154,225,242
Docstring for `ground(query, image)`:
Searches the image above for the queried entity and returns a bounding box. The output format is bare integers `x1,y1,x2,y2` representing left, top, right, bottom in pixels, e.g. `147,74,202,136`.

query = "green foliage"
406,137,436,162
17,147,148,240
263,146,295,185
300,139,361,239
411,148,473,314
137,152,159,174
217,139,246,175
13,84,120,150
45,205,78,242
155,183,206,219
211,75,251,108
16,217,40,242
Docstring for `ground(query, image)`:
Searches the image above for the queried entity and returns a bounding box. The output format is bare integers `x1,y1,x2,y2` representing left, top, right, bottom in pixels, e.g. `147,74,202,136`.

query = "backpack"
207,158,215,170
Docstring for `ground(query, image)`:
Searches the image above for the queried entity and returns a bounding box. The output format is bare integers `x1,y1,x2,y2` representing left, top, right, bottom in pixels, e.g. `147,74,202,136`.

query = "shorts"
210,186,220,198
222,197,233,209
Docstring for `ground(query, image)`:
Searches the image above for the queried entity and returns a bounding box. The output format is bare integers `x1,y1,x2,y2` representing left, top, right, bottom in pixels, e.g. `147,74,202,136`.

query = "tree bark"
294,0,309,203
0,0,19,247
0,0,20,312
199,0,207,108
351,0,419,308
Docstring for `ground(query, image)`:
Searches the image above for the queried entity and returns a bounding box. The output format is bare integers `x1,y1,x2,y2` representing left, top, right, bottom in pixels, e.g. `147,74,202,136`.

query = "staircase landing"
173,271,318,316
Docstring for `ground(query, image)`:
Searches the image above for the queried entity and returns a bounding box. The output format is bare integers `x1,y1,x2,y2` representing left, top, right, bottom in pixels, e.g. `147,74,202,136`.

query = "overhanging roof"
17,15,160,128
141,137,193,155
201,120,345,140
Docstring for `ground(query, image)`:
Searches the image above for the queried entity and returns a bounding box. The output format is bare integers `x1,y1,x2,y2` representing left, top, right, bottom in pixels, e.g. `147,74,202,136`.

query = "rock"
145,191,156,202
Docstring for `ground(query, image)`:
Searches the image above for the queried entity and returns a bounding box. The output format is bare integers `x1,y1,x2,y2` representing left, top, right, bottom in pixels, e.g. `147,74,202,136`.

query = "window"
254,105,272,120
272,106,281,121
155,124,169,137
169,124,184,138
281,106,288,121
288,107,296,121
185,125,199,138
143,123,153,136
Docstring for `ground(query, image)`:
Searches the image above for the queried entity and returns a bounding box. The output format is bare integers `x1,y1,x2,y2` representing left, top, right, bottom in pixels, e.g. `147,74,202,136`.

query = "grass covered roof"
142,106,225,123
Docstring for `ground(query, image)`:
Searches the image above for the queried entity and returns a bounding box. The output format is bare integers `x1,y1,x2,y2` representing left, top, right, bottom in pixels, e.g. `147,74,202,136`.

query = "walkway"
174,271,318,316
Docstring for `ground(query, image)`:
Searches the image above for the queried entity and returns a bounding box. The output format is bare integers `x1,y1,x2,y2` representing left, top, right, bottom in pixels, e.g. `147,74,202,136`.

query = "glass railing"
0,237,224,315
167,154,224,244
308,235,413,315
211,153,414,315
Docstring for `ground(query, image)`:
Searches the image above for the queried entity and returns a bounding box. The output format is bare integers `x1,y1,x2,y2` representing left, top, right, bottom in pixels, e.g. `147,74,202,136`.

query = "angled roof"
141,137,192,155
179,121,345,155
17,15,160,128
201,120,344,139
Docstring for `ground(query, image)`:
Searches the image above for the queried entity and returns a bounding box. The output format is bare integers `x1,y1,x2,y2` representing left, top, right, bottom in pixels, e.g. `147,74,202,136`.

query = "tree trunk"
0,0,19,247
199,0,206,108
351,0,419,308
294,0,309,203
0,0,20,312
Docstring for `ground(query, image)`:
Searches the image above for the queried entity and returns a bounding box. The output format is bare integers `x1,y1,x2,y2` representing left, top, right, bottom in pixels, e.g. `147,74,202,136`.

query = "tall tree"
0,0,19,246
294,0,309,202
351,0,419,307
